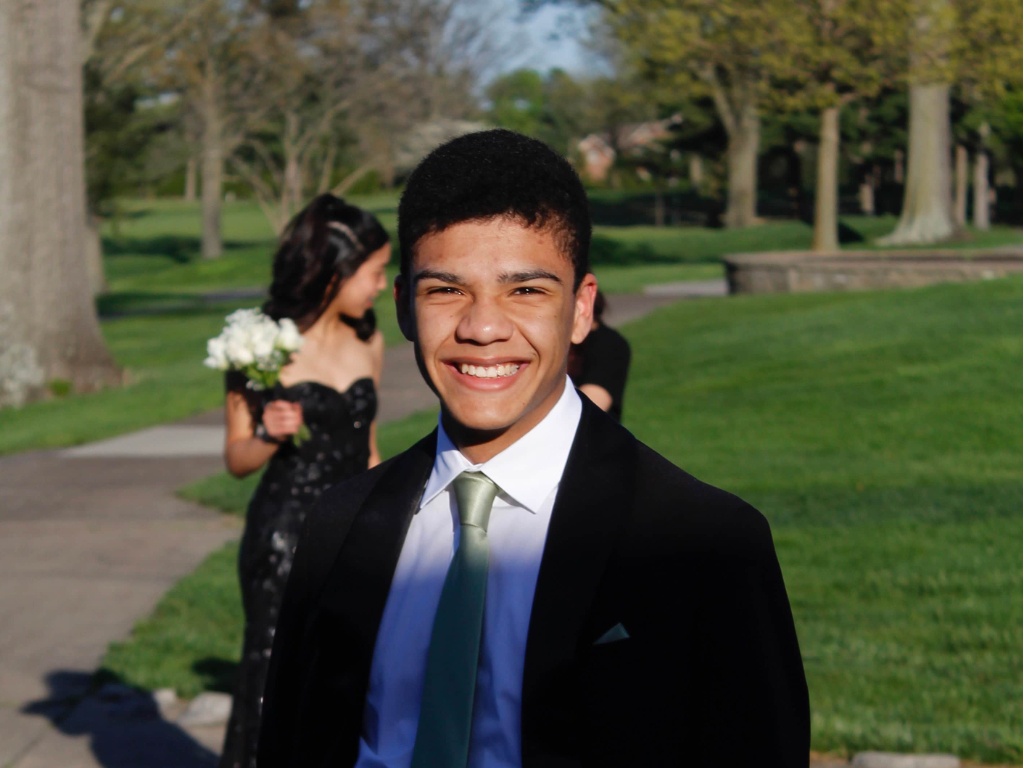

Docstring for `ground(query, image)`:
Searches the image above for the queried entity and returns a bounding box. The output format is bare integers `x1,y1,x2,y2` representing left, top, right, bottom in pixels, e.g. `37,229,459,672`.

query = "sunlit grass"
622,277,1021,763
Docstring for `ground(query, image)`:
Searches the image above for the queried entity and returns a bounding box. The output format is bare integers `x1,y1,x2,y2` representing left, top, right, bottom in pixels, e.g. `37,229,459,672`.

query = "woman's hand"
261,400,304,441
224,391,300,477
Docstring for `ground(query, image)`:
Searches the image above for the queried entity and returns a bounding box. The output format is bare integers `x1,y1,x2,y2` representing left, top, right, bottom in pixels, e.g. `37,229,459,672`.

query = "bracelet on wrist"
255,423,285,445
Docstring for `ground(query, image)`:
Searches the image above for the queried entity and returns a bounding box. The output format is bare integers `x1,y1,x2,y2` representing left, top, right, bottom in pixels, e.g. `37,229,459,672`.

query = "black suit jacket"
258,398,809,767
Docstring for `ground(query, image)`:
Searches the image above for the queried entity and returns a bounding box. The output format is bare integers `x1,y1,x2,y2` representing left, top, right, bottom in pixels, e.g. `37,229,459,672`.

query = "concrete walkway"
0,285,721,768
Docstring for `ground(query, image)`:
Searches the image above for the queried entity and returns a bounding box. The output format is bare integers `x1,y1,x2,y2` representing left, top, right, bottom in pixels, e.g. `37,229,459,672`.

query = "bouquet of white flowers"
205,308,311,445
204,308,304,389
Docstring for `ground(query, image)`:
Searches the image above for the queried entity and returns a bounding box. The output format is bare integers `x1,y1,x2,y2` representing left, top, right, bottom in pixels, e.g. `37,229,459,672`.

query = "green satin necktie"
410,471,499,768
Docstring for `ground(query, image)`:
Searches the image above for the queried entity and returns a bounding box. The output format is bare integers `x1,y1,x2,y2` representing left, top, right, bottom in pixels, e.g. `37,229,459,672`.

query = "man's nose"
455,296,514,344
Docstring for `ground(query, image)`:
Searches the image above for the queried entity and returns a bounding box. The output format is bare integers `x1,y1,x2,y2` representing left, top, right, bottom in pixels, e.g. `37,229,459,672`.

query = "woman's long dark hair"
263,193,389,340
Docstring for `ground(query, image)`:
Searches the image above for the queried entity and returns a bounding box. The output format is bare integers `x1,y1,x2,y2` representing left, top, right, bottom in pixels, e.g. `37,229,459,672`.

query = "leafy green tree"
951,0,1022,230
876,0,958,244
486,69,547,138
762,0,904,251
880,0,1021,244
84,0,267,259
541,69,592,153
228,3,383,232
593,0,787,228
168,1,272,257
227,0,492,232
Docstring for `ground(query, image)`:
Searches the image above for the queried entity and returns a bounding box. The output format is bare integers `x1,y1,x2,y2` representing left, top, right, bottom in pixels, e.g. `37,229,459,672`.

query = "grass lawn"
0,306,236,455
103,276,1022,763
623,277,1021,762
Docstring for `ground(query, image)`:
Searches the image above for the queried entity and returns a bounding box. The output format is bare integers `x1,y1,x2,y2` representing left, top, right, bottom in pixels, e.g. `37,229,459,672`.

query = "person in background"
568,290,631,421
219,193,390,768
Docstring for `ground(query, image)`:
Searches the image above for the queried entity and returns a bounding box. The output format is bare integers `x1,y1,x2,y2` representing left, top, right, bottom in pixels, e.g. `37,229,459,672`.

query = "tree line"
575,0,1021,250
0,0,1019,405
87,0,1021,257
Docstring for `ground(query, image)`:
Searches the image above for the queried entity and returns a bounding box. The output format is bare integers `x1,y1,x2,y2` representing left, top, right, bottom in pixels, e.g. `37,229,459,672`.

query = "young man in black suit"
258,129,809,767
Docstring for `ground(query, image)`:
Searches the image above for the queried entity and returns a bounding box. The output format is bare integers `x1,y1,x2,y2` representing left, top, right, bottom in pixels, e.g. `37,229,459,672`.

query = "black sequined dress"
219,376,377,768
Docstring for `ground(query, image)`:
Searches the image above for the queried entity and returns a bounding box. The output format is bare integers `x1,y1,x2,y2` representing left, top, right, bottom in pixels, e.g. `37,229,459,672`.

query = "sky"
501,4,605,77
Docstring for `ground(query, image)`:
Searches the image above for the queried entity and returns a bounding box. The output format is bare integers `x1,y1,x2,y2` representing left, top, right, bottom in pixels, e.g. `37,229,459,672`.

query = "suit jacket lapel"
315,431,436,750
521,400,638,763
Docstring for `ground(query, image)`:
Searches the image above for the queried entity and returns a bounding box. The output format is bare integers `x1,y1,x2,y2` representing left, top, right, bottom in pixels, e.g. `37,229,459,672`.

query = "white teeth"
459,363,520,378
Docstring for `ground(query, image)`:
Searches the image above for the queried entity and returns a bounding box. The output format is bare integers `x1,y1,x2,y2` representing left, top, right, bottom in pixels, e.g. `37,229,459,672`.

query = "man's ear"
394,274,415,342
571,273,598,344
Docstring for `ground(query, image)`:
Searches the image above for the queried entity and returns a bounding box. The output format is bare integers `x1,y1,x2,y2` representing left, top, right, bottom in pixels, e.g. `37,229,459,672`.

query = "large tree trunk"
184,156,197,201
812,105,841,253
0,0,119,405
201,141,223,260
972,123,991,230
878,83,955,245
200,70,223,260
706,71,761,229
723,102,760,228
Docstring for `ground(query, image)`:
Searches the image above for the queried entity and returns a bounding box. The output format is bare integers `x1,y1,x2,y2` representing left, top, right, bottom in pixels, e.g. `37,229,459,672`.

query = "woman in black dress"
568,290,631,421
219,194,390,768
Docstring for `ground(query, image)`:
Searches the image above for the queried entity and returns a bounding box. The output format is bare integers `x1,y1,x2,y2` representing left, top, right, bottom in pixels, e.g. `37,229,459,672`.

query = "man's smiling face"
397,217,596,463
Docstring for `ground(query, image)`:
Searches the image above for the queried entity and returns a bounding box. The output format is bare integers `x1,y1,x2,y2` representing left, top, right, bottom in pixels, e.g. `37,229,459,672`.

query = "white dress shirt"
356,378,583,768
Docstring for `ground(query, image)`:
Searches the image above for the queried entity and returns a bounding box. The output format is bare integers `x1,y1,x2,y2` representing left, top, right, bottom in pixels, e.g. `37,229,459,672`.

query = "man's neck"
442,382,569,465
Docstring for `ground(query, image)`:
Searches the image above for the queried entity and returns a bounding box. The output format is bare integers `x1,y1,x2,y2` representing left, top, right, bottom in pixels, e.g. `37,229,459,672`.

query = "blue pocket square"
594,622,630,645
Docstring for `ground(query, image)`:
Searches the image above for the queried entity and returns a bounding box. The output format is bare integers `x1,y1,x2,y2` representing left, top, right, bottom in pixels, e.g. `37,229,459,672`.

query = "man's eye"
425,286,461,295
513,286,543,295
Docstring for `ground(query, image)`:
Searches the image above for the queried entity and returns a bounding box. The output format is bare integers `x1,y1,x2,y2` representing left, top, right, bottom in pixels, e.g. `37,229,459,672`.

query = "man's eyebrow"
413,269,464,285
499,270,563,284
413,268,563,285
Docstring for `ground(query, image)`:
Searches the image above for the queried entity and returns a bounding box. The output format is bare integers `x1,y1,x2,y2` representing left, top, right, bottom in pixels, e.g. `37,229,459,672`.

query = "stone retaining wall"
723,247,1022,295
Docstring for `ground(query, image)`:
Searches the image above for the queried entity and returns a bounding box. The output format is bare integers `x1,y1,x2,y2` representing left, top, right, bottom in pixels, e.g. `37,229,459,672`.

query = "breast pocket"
578,628,695,764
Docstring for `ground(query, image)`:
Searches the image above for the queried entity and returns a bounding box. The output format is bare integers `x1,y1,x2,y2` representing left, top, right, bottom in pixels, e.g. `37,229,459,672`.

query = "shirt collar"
420,377,582,514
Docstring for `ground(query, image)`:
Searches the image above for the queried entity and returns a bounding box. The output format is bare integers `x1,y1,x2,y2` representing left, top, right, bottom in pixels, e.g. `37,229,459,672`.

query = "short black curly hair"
397,129,591,288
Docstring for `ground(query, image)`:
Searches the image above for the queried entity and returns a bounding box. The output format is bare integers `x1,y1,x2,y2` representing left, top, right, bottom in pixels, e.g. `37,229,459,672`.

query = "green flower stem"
292,423,311,447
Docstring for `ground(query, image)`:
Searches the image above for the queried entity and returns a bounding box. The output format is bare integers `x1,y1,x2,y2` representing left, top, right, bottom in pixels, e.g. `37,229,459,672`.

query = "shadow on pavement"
23,671,218,768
